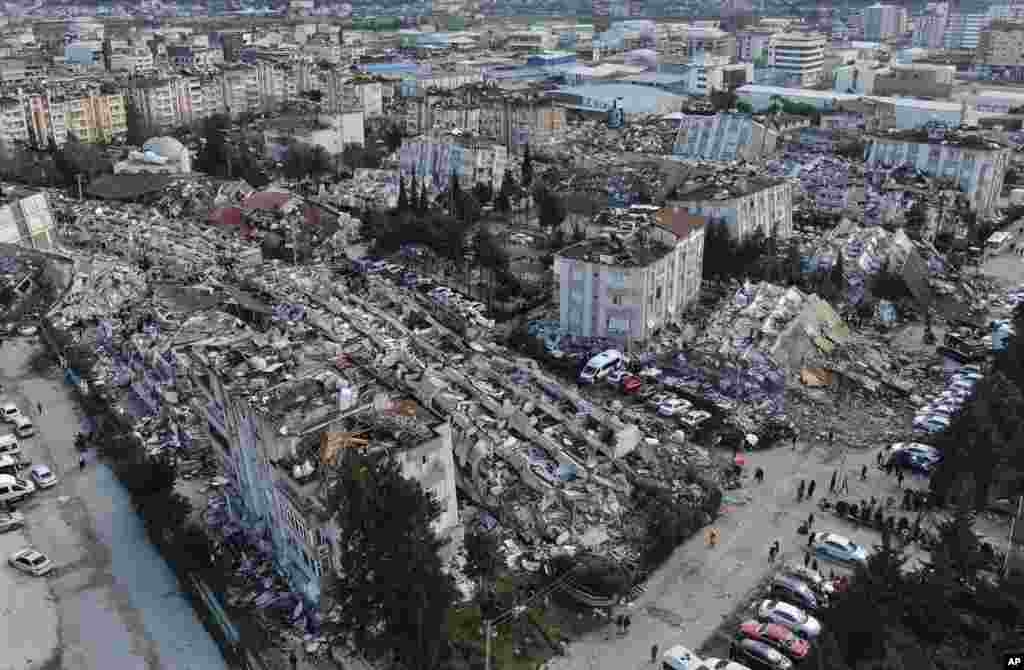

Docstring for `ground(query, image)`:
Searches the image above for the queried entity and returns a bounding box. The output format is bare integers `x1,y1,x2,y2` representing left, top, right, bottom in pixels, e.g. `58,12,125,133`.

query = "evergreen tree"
418,181,429,214
325,448,458,670
397,177,408,212
831,250,846,297
521,143,533,187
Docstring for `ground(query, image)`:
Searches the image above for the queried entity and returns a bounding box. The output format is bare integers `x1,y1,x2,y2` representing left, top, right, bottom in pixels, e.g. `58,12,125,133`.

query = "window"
612,295,622,306
655,286,663,300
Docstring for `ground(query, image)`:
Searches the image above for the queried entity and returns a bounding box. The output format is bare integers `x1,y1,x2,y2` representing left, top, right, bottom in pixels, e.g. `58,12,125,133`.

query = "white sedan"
657,398,693,417
0,511,24,533
9,548,53,576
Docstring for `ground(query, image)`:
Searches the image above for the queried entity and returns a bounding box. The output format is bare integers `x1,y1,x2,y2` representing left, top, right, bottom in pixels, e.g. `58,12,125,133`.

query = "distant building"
863,4,908,41
873,63,955,99
735,26,777,63
912,11,946,48
864,132,1011,216
767,32,827,86
667,175,794,243
977,20,1024,65
672,112,779,161
669,25,736,60
944,13,989,49
555,209,706,345
0,96,28,145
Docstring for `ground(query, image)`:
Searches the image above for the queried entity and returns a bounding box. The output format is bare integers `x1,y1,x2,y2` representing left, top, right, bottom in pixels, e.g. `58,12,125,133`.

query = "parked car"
621,375,642,394
779,563,835,597
693,660,750,670
13,416,34,438
769,575,820,612
914,415,951,433
810,532,868,567
661,645,701,670
607,368,627,385
755,600,822,640
8,547,53,576
0,474,34,505
738,620,810,661
647,392,674,408
657,398,693,417
679,409,713,429
0,434,21,457
730,639,792,670
29,465,58,490
0,510,25,533
17,325,37,336
0,402,22,423
885,443,942,474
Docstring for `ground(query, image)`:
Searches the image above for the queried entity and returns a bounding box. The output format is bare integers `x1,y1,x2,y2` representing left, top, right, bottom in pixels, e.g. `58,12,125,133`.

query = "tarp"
209,206,242,228
800,367,833,386
242,190,293,211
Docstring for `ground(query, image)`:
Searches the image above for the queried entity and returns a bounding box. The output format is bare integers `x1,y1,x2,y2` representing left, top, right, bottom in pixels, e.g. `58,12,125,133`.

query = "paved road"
0,337,227,670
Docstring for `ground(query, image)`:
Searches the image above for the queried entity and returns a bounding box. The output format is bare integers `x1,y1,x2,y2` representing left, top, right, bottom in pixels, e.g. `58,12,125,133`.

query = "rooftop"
870,129,1009,150
670,175,786,202
556,235,673,268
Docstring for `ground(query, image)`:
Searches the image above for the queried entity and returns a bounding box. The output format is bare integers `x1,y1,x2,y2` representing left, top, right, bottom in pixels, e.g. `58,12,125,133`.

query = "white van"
0,474,34,504
579,350,624,384
0,434,20,457
13,416,33,438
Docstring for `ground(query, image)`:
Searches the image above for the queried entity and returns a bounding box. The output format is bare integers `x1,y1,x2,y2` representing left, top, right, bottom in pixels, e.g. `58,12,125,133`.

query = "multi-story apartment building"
221,65,261,117
977,20,1024,65
108,46,155,73
944,13,989,49
670,25,737,60
325,71,383,116
0,96,28,144
254,60,293,110
668,176,794,243
767,32,827,86
126,79,178,131
864,4,908,41
913,11,946,48
399,136,507,194
555,208,706,346
672,112,779,161
193,328,460,607
864,132,1011,216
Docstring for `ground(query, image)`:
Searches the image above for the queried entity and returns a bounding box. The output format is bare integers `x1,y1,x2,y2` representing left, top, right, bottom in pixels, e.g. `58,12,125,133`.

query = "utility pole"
76,173,85,201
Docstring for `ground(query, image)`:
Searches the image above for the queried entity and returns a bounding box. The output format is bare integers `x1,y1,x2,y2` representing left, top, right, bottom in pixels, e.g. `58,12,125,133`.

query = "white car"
646,392,674,408
0,403,22,423
756,600,822,640
679,409,713,429
0,510,24,533
606,368,627,385
658,398,693,417
29,465,58,489
661,645,701,670
17,325,37,336
8,548,53,576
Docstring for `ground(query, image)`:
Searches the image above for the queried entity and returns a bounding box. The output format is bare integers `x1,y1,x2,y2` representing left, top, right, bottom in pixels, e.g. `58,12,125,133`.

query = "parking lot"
0,336,226,670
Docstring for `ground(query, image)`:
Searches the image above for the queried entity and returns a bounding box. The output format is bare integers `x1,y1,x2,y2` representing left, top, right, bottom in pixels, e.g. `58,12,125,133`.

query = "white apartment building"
555,209,706,345
127,80,178,131
221,66,262,117
864,4,908,41
767,32,827,86
735,26,777,62
668,177,794,243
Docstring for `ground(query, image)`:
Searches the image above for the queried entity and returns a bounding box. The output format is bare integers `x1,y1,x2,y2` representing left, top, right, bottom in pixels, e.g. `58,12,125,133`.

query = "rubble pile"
542,117,680,159
326,169,399,210
155,180,220,219
765,153,853,213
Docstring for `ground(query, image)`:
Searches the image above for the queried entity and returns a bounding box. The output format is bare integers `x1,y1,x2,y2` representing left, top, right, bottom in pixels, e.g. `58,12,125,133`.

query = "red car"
738,620,811,660
621,375,642,394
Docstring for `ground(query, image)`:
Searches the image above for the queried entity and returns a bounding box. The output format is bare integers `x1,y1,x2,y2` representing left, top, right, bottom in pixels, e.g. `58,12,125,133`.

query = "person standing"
829,471,838,494
768,541,778,563
797,480,805,502
877,451,883,466
840,474,849,493
897,469,905,489
804,551,811,568
861,464,868,480
792,434,798,450
828,430,834,446
807,513,815,530
624,615,631,634
807,480,817,500
290,651,299,670
651,644,659,665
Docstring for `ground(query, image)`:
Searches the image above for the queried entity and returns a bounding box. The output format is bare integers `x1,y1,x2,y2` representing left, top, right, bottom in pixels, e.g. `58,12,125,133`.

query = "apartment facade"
668,177,794,243
865,135,1011,215
978,20,1024,65
672,112,778,161
944,13,989,49
872,63,955,98
912,11,946,48
399,137,507,194
767,32,827,86
555,210,706,345
221,65,261,117
0,96,28,144
674,26,737,60
735,27,776,62
864,4,908,41
0,191,56,250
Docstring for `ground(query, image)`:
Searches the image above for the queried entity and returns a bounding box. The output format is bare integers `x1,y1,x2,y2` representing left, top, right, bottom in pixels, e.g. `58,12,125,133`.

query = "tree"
325,449,458,670
126,102,150,146
398,177,409,212
521,143,533,187
534,186,566,232
702,220,735,280
462,530,505,596
736,101,753,114
830,250,846,299
418,181,429,214
384,123,403,153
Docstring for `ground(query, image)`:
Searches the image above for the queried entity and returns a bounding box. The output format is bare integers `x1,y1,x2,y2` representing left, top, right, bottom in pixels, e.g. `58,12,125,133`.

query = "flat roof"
737,85,964,110
621,72,689,85
557,236,673,267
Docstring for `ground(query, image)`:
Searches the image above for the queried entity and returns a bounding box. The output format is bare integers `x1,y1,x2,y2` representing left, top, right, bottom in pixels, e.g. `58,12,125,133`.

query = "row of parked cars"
356,257,495,330
0,401,58,577
663,537,869,670
578,350,715,431
912,364,984,434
